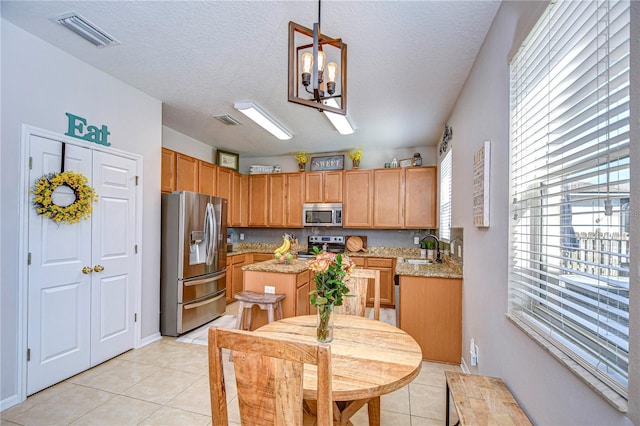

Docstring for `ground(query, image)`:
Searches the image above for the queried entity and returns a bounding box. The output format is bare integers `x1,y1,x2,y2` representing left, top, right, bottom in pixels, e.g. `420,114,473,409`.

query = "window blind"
509,0,630,396
440,150,452,241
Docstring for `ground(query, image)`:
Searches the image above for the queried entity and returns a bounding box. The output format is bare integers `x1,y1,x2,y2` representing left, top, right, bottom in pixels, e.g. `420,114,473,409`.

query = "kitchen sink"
404,258,432,265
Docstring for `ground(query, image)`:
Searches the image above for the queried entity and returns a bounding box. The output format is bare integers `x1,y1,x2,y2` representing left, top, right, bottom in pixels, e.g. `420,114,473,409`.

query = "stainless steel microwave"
302,203,343,227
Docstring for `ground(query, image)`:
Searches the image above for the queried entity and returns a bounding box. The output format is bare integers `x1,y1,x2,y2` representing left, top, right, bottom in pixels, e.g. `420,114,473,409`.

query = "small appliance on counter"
160,191,227,336
302,203,343,227
297,235,346,258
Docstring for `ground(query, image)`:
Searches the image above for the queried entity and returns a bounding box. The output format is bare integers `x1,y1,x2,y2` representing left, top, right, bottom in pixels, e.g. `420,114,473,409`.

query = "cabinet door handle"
82,266,93,274
93,265,105,272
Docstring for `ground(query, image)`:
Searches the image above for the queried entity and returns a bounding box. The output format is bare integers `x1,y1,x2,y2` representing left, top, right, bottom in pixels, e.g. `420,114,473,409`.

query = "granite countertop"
232,243,463,279
242,258,309,274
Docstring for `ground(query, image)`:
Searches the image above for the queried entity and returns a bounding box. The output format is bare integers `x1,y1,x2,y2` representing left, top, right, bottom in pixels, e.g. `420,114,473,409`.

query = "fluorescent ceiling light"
323,99,355,135
233,101,292,140
54,12,119,47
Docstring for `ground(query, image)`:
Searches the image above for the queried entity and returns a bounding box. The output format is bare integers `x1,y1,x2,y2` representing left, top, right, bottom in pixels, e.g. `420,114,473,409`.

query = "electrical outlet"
264,285,275,294
240,233,245,241
475,344,480,365
414,236,420,245
470,338,477,366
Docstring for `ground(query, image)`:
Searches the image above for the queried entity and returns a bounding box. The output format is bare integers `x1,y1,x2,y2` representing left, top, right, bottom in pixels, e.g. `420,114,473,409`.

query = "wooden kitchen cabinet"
230,172,248,227
343,170,373,228
404,167,437,228
161,148,176,193
351,257,395,307
268,173,286,226
304,171,343,203
399,276,462,363
285,173,305,228
373,168,404,228
198,161,216,196
248,174,268,226
252,253,273,263
216,167,232,201
176,153,199,192
226,254,246,303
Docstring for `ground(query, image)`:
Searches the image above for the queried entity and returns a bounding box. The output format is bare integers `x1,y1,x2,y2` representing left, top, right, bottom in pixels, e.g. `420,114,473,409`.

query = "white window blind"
509,0,630,397
440,150,452,241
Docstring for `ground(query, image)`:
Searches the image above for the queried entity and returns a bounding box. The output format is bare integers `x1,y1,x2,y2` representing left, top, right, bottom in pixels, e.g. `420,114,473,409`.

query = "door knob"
82,266,93,274
93,265,105,272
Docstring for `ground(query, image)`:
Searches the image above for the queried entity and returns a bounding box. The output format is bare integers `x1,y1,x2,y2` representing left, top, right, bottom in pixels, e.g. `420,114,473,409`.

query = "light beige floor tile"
139,406,211,425
408,382,446,421
413,364,449,388
0,419,22,426
166,376,211,416
381,385,411,414
70,395,160,425
348,407,411,426
0,382,75,420
410,415,446,426
68,359,161,393
226,395,241,424
122,368,202,405
10,384,114,425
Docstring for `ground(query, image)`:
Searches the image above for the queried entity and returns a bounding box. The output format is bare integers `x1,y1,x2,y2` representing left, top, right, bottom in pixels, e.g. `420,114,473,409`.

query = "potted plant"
306,248,355,342
292,151,311,172
421,239,436,259
348,146,363,169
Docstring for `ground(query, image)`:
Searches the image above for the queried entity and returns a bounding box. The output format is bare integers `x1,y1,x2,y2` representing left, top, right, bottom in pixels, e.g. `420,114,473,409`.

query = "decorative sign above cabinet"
310,155,344,171
65,112,111,146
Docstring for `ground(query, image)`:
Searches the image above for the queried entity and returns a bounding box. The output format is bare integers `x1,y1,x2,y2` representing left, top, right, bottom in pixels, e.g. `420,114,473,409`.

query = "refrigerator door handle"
183,271,226,287
204,202,215,265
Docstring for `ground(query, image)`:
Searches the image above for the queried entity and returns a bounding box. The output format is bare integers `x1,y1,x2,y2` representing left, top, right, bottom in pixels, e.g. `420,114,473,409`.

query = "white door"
27,135,137,395
90,151,137,365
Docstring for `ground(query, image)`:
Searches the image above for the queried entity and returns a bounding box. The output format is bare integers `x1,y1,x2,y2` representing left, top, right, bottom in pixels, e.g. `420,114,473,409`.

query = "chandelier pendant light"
288,0,347,115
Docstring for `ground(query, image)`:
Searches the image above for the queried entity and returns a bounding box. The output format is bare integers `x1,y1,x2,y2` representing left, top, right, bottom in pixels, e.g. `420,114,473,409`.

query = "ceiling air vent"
213,115,241,126
54,12,119,47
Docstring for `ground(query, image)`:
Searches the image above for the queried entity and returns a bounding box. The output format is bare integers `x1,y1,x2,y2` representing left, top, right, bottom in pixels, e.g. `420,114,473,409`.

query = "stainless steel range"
298,235,346,259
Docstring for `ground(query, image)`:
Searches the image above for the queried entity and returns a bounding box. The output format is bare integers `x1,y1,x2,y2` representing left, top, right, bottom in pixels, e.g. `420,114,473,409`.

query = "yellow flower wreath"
31,171,98,224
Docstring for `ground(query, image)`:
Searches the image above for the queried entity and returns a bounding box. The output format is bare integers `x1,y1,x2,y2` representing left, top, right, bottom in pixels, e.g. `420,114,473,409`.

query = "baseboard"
139,332,162,348
461,356,471,374
1,393,21,412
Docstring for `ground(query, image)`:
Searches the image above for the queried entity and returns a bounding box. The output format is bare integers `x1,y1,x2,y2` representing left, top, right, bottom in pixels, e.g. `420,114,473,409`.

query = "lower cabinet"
226,254,246,303
399,276,462,363
352,257,395,308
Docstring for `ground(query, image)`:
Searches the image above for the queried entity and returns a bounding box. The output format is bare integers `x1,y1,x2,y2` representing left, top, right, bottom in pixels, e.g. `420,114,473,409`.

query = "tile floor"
1,305,461,426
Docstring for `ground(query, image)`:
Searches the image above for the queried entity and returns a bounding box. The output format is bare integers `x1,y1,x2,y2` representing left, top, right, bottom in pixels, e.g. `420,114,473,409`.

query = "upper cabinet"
230,172,249,227
175,153,199,192
161,148,176,193
254,173,305,228
343,170,373,228
304,171,343,203
404,167,437,229
198,161,216,196
248,174,268,227
373,167,437,229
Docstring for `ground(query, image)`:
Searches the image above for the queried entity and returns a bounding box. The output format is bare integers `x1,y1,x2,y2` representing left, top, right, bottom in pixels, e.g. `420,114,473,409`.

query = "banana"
274,235,290,254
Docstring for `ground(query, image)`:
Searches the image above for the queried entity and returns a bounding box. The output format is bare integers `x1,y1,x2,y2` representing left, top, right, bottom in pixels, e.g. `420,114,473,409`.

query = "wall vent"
213,115,241,126
54,12,119,47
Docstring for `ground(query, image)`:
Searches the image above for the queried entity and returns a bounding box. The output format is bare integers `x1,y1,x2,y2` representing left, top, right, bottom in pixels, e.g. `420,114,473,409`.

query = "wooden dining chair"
208,326,334,426
334,268,381,320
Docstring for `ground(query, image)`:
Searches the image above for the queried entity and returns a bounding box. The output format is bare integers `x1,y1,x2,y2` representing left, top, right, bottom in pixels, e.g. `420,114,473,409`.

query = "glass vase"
316,304,334,343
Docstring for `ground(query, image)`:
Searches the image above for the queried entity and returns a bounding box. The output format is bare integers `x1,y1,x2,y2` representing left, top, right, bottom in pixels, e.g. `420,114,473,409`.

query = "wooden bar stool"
233,291,285,331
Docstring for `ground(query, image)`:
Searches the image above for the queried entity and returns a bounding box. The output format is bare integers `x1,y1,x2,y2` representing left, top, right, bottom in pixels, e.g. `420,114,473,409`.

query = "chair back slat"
208,327,333,426
334,268,381,320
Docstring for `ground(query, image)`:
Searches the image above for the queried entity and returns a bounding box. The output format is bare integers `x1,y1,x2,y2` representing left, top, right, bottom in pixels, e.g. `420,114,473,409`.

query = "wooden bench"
445,371,532,426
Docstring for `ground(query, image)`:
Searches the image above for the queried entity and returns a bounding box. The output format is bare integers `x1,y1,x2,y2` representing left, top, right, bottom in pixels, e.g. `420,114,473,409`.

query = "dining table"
255,314,423,425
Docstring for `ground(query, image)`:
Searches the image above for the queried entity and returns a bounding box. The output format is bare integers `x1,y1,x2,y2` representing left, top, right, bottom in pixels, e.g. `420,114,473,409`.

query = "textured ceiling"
1,1,501,158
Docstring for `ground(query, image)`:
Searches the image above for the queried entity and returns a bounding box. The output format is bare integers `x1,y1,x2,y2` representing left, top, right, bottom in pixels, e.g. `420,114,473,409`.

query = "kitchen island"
242,259,311,329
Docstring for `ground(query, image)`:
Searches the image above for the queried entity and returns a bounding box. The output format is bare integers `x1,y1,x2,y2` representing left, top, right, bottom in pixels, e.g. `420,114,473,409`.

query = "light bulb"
317,51,326,71
326,62,338,83
301,52,313,74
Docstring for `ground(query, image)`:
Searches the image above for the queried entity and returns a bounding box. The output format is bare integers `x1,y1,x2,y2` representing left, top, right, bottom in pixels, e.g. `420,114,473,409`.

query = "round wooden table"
256,314,423,425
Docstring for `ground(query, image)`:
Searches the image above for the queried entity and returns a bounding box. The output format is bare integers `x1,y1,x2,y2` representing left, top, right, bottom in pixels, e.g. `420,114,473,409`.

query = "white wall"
1,19,163,405
239,145,435,175
446,1,637,424
162,126,215,163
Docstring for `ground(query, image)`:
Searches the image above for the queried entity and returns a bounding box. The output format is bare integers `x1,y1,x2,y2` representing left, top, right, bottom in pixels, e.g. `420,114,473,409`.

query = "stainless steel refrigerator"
160,191,227,336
